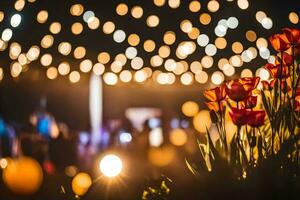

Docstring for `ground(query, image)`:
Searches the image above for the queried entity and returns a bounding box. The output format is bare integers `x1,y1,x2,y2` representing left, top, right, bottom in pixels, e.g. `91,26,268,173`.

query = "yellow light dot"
119,70,132,83
103,21,115,34
15,0,25,11
168,0,181,9
256,11,267,23
9,42,22,60
58,62,70,75
71,22,83,35
41,35,54,49
131,6,143,19
69,71,80,83
256,37,268,49
180,20,193,33
237,0,249,10
80,59,93,73
111,61,123,73
115,53,127,65
93,63,105,75
181,72,194,85
215,37,227,49
188,27,200,40
182,101,199,117
147,15,160,27
246,30,257,42
201,56,214,68
169,129,188,146
71,173,92,196
230,55,243,67
199,13,211,25
37,10,48,24
163,31,176,45
211,71,225,85
18,53,28,65
158,45,170,58
98,52,110,64
154,0,166,7
189,1,201,12
116,3,128,16
0,11,4,23
87,17,100,30
144,40,156,52
58,42,72,56
195,71,208,84
0,68,3,81
241,68,253,77
40,54,52,66
207,0,219,12
70,4,84,16
193,110,211,133
74,46,86,59
49,22,61,34
128,34,140,46
150,55,163,67
134,70,147,82
232,42,243,54
103,72,118,85
10,62,22,78
26,46,40,61
289,12,299,24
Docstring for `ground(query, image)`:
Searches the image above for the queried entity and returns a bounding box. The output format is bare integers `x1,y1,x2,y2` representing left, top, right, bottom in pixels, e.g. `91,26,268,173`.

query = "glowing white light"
2,29,13,41
99,154,123,177
89,74,103,149
257,68,270,81
125,47,137,59
259,47,270,59
113,30,126,43
10,14,22,27
261,17,273,29
205,44,217,56
227,17,239,29
149,127,164,147
119,132,132,143
211,71,225,85
131,56,143,69
197,34,209,47
215,25,227,37
83,11,95,23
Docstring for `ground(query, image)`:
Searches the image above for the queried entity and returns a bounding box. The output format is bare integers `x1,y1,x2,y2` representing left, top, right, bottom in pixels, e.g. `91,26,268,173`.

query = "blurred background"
0,0,299,199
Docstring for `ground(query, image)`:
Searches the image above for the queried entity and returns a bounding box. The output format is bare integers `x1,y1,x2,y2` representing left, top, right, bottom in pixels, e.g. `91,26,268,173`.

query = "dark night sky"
0,0,299,130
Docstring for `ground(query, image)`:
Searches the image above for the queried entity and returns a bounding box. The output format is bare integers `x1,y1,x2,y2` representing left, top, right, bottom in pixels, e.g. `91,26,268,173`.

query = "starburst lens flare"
99,154,123,178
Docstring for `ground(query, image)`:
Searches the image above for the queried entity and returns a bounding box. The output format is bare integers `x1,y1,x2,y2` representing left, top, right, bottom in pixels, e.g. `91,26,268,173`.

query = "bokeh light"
99,154,123,177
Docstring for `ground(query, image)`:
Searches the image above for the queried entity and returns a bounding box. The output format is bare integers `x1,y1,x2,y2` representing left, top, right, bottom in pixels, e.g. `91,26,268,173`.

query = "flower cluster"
198,28,300,177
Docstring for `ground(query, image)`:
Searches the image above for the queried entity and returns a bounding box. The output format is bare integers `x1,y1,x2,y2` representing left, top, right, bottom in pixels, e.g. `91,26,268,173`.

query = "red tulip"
225,80,249,102
281,52,293,66
204,84,226,102
239,77,260,92
261,80,275,91
229,108,250,126
241,95,258,109
296,101,300,112
296,86,300,102
282,28,300,45
269,34,290,52
206,101,225,112
247,110,266,127
264,63,290,79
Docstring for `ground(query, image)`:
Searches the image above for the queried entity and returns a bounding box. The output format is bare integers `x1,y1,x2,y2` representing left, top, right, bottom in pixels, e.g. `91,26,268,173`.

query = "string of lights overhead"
0,0,299,86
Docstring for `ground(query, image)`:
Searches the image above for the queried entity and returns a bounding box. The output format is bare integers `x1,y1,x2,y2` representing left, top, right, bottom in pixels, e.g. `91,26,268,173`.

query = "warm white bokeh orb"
99,154,123,177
